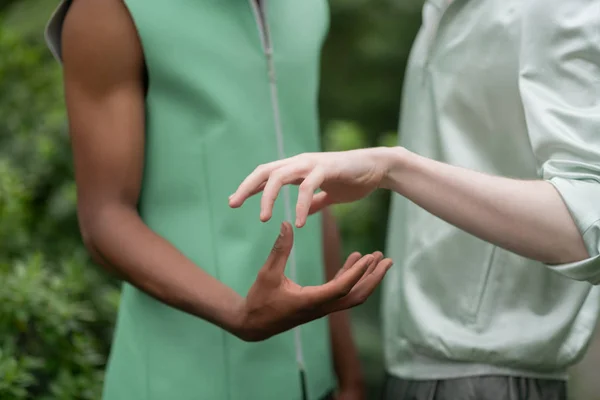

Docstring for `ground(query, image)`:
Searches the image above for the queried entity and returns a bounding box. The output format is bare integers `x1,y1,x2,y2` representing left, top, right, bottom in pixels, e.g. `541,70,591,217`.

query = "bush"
0,27,119,400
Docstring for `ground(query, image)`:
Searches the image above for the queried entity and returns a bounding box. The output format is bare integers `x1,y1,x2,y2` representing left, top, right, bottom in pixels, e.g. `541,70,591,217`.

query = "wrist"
336,360,364,389
339,373,364,390
222,295,247,338
226,297,274,342
378,146,413,191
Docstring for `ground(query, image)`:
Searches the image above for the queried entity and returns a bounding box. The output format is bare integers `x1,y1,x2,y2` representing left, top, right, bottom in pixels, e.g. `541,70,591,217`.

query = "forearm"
322,209,363,388
81,203,243,334
381,147,589,264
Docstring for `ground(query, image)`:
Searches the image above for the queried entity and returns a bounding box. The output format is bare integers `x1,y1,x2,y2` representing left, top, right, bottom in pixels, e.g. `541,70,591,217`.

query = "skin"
229,146,590,266
322,208,365,400
61,0,393,357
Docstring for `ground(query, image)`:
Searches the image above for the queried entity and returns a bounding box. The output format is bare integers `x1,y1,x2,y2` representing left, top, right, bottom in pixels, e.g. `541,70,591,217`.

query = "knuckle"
270,170,284,183
271,234,288,255
254,164,267,174
350,291,367,306
298,180,313,192
271,240,283,254
337,285,352,298
257,267,270,279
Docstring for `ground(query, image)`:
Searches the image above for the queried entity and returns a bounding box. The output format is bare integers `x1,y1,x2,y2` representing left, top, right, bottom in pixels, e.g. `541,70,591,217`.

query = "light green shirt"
383,0,600,379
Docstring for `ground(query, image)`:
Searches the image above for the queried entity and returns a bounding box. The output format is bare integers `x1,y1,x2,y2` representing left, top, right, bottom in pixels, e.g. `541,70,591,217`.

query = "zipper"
248,0,308,397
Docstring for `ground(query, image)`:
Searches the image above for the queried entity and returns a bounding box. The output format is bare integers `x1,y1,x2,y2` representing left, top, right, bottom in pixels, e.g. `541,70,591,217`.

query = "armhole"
45,0,72,63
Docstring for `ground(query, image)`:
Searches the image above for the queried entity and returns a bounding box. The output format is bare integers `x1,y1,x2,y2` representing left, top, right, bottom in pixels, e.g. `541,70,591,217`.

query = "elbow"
544,228,600,285
546,236,590,266
78,216,106,266
80,227,99,262
77,202,129,269
561,221,592,264
569,240,592,264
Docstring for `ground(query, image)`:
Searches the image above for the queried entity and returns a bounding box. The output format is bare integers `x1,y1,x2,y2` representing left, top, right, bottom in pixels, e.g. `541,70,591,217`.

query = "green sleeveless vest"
46,1,335,399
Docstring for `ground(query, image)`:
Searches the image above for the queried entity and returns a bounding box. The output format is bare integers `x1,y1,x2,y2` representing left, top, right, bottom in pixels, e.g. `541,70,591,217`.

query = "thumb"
264,222,294,274
307,191,334,217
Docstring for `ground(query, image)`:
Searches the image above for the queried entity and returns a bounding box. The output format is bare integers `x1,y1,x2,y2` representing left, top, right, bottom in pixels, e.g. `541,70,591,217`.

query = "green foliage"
0,25,119,399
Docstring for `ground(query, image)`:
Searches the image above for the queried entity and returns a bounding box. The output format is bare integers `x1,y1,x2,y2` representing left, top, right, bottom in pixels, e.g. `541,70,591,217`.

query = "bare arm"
62,0,243,333
380,148,588,265
322,209,364,397
230,145,589,267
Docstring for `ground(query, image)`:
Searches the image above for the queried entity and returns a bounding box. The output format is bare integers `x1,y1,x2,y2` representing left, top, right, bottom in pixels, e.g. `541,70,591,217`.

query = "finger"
284,256,381,330
360,251,383,280
335,258,393,310
229,182,267,207
350,252,384,292
260,165,308,222
263,222,294,274
230,176,307,210
229,160,288,208
334,252,362,279
300,254,374,305
295,167,325,227
307,191,334,216
334,251,380,284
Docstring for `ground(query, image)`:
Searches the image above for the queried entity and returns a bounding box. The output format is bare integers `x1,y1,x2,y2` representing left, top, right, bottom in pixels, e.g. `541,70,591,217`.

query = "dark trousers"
382,375,567,400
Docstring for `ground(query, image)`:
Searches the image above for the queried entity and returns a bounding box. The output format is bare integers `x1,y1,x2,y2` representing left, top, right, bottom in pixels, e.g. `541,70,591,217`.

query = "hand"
234,222,392,342
336,384,366,400
228,147,395,228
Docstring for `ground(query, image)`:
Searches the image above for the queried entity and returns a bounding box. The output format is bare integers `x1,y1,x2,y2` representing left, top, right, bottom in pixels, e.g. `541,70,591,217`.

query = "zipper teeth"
248,0,306,372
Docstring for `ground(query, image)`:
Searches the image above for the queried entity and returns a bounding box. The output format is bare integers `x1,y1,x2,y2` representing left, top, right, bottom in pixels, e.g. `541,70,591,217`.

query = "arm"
322,209,364,398
233,143,591,268
62,0,244,334
380,149,589,265
62,0,391,342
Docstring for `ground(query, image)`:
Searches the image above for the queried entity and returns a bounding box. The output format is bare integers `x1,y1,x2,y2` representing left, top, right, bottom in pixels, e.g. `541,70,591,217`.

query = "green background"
0,0,598,398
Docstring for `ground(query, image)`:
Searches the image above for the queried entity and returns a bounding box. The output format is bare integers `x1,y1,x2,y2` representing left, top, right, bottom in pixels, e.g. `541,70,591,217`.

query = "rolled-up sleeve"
519,0,600,284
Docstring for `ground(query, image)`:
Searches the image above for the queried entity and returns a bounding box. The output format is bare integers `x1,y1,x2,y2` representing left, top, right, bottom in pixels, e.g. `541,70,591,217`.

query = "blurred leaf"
3,0,58,40
0,22,117,399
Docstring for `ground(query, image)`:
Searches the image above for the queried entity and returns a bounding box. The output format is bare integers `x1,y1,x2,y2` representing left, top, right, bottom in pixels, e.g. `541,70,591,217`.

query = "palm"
236,223,393,342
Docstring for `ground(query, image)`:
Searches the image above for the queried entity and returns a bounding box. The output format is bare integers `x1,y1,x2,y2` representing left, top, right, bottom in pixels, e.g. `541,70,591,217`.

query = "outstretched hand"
235,222,392,342
229,148,393,227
